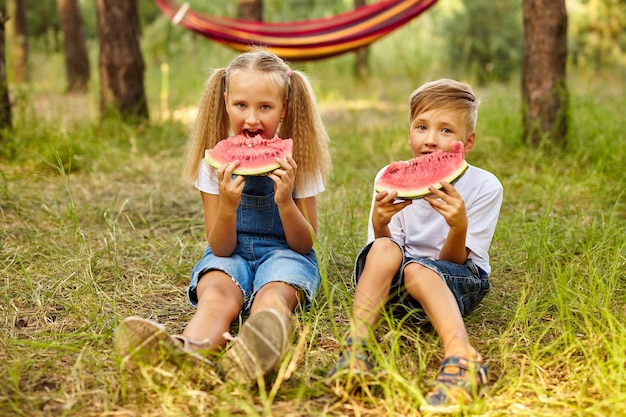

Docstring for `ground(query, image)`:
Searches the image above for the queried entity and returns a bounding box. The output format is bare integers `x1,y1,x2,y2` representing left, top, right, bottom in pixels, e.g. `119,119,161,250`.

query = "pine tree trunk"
0,11,12,135
237,0,262,21
522,0,569,147
57,0,90,93
11,0,28,83
96,0,148,122
353,0,370,82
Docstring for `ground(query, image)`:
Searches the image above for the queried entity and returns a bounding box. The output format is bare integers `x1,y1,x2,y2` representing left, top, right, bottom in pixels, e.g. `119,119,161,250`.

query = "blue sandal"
422,356,488,411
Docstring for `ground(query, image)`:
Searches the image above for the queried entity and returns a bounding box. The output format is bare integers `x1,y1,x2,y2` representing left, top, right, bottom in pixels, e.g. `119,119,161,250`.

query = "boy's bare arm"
425,181,469,264
371,191,412,238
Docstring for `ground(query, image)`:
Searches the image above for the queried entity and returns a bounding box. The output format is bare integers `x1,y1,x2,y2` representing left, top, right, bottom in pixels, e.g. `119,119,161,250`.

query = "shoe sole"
116,316,212,370
222,309,288,384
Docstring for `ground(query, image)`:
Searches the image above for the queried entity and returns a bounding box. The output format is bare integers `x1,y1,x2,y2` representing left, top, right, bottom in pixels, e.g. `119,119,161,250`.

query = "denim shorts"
188,235,320,312
354,240,490,323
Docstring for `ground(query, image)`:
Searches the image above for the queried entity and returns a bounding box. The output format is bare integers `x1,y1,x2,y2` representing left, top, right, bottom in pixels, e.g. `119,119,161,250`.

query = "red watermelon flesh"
375,141,469,199
205,134,293,176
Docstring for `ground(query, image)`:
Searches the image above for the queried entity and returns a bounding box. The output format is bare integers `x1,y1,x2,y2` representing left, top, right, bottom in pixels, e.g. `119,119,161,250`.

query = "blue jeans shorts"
354,240,490,323
188,235,320,312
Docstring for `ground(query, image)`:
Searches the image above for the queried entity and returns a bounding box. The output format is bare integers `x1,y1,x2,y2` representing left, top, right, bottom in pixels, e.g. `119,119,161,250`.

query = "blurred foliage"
8,0,626,81
568,0,626,69
22,2,60,50
21,0,163,50
440,0,523,85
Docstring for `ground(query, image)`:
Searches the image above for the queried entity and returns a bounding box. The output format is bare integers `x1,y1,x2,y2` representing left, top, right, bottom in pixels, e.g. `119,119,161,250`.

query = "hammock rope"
155,0,439,60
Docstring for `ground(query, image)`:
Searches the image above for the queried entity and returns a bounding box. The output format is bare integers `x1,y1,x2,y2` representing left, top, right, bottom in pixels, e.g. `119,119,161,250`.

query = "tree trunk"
237,0,262,21
522,0,568,147
11,0,28,83
0,11,12,136
57,0,90,93
96,0,148,122
353,0,370,82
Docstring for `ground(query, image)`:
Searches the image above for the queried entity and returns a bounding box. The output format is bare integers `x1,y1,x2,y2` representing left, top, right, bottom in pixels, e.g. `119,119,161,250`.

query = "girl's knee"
197,271,243,309
252,282,299,314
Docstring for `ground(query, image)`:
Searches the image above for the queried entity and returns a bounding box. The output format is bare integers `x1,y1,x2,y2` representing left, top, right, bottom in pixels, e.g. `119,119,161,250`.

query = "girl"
117,50,331,384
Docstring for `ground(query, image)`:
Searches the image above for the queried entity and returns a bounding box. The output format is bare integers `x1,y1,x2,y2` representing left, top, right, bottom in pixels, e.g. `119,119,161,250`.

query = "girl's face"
407,108,475,157
224,70,286,139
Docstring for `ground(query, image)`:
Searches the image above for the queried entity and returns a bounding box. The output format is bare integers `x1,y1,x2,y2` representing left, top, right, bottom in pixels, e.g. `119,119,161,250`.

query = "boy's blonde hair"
183,50,331,193
409,79,480,133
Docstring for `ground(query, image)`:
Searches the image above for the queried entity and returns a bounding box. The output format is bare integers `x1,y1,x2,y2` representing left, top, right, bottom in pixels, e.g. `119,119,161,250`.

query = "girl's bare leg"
182,270,244,351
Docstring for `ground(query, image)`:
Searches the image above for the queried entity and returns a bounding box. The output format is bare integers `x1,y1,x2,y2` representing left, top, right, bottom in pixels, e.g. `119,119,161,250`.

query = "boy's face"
407,108,475,157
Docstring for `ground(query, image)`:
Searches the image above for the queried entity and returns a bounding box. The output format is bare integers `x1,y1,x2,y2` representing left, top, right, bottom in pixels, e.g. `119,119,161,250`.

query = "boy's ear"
464,131,476,153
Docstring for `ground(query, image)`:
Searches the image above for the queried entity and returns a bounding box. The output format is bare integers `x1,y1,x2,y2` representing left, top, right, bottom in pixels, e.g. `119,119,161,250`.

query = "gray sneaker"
221,309,289,384
116,316,212,370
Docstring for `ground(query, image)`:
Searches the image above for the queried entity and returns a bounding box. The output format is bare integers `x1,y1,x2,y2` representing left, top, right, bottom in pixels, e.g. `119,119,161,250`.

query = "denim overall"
188,176,320,311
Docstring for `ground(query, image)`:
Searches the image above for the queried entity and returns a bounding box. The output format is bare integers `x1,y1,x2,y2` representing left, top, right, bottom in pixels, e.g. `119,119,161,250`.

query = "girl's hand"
217,160,245,210
424,181,467,230
371,190,412,230
268,156,297,206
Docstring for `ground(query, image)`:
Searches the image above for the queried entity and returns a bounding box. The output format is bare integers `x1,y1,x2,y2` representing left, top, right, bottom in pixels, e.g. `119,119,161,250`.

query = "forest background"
1,0,625,416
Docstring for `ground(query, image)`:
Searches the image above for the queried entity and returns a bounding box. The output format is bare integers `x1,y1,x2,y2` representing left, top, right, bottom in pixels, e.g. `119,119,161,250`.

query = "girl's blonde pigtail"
280,70,331,191
183,68,230,183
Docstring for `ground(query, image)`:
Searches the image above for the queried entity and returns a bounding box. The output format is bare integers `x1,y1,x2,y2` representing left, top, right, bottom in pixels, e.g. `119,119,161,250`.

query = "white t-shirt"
195,160,325,198
366,165,503,275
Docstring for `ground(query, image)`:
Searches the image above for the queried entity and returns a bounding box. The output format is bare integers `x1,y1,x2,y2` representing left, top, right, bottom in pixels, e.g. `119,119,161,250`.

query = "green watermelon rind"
375,142,468,200
204,135,293,176
377,162,469,200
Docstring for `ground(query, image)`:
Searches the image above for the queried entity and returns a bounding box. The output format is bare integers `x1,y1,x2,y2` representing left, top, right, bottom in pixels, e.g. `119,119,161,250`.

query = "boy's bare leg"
326,238,402,379
403,263,479,361
350,238,403,340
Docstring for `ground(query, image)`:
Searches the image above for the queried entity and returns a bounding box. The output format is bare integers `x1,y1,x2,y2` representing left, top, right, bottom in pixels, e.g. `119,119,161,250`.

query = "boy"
328,79,503,411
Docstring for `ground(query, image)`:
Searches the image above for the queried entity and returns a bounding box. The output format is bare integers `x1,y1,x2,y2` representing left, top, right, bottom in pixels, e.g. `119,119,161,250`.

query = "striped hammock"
155,0,439,60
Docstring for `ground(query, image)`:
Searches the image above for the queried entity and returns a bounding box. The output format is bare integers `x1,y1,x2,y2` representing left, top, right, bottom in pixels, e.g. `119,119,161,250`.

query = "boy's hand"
217,160,245,210
424,181,468,230
372,190,412,229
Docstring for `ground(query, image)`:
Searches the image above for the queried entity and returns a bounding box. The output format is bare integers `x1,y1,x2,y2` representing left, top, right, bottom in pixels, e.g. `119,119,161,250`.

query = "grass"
1,46,625,416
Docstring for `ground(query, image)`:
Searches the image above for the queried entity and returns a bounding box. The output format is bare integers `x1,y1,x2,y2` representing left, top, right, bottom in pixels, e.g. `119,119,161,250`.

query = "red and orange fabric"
155,0,438,60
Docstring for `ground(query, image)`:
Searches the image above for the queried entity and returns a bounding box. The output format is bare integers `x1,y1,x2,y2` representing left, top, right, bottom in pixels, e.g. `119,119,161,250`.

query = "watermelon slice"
375,141,469,199
205,134,293,176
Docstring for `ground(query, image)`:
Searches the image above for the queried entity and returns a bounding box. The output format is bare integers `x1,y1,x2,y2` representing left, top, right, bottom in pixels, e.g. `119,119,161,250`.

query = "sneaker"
220,309,289,385
171,334,212,354
116,316,212,370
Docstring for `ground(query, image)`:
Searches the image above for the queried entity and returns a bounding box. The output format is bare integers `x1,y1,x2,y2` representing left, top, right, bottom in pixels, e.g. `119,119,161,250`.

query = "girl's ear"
281,99,287,119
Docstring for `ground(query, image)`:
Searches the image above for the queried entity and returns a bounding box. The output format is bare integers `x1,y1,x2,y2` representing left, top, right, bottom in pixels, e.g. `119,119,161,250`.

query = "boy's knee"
370,237,401,255
404,262,440,283
361,238,402,275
